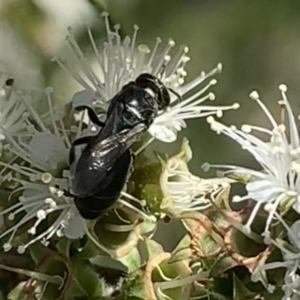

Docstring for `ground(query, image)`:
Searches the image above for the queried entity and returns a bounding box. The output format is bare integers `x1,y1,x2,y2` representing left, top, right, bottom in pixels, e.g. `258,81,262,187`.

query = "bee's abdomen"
74,195,116,219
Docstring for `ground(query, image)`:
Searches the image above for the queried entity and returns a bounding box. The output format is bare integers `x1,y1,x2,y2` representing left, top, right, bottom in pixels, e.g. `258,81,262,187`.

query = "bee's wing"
73,123,146,197
89,123,146,171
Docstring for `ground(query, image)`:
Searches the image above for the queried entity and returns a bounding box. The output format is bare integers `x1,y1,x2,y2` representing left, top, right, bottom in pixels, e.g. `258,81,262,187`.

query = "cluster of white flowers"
0,87,86,253
53,12,239,143
252,216,300,299
160,139,233,215
0,14,237,257
1,11,300,300
205,85,300,241
203,84,300,299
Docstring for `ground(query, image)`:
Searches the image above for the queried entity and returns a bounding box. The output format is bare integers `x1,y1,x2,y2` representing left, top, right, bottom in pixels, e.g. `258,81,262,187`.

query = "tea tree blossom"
160,139,232,215
204,84,300,243
0,87,153,254
53,13,239,143
0,88,86,253
252,217,300,299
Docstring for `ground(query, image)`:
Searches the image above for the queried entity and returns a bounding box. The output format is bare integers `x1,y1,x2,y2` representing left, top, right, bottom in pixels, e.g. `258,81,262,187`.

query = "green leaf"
233,273,257,300
213,277,233,299
144,237,164,262
140,184,163,215
64,280,88,299
182,215,223,259
29,242,49,264
122,271,148,300
210,255,238,277
73,240,98,260
169,234,192,263
138,219,157,236
73,261,102,297
117,248,142,273
89,255,128,273
56,238,71,257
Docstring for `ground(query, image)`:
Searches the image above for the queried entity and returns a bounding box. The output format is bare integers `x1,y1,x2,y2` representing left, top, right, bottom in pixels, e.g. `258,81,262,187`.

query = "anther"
249,91,259,100
168,39,175,47
3,243,12,252
208,93,215,100
28,227,36,235
101,12,109,17
37,210,46,220
206,116,215,124
216,110,223,118
138,44,150,53
8,213,15,221
279,84,287,92
201,162,211,172
210,79,217,85
241,125,252,133
232,195,241,202
41,173,52,184
233,103,240,109
17,245,26,254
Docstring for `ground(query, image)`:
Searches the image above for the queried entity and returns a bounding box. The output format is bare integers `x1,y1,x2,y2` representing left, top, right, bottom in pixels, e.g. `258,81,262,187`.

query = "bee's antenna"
168,88,182,102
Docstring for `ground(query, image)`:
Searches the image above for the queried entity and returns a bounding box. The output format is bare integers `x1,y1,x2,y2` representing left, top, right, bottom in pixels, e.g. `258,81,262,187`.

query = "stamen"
179,63,222,95
66,28,102,90
249,90,278,128
153,39,175,75
52,56,93,91
118,198,155,222
147,37,162,68
16,92,49,133
41,173,52,184
83,220,113,257
279,84,300,148
130,24,139,61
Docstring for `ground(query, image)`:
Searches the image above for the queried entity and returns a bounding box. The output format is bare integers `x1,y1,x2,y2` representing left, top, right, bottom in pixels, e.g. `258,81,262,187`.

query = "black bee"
69,73,172,219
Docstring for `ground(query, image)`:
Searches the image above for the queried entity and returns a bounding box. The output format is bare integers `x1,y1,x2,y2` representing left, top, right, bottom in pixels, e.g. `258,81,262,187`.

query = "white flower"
204,84,300,243
252,217,300,300
160,139,232,215
53,12,239,143
0,87,153,254
0,88,86,253
0,75,29,152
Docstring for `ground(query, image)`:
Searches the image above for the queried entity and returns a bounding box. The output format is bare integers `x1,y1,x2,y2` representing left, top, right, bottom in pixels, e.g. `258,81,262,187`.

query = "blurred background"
1,0,300,174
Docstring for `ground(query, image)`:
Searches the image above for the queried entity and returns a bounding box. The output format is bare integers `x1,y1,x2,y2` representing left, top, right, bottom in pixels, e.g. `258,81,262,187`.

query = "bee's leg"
128,152,135,175
75,105,105,127
69,136,93,165
63,189,74,197
168,88,182,102
72,136,93,146
131,150,136,160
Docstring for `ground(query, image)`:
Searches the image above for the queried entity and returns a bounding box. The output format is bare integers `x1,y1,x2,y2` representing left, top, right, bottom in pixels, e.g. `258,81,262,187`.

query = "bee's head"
135,73,170,110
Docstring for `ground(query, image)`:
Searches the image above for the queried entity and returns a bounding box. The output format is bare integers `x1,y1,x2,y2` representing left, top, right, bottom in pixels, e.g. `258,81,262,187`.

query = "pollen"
41,172,52,184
